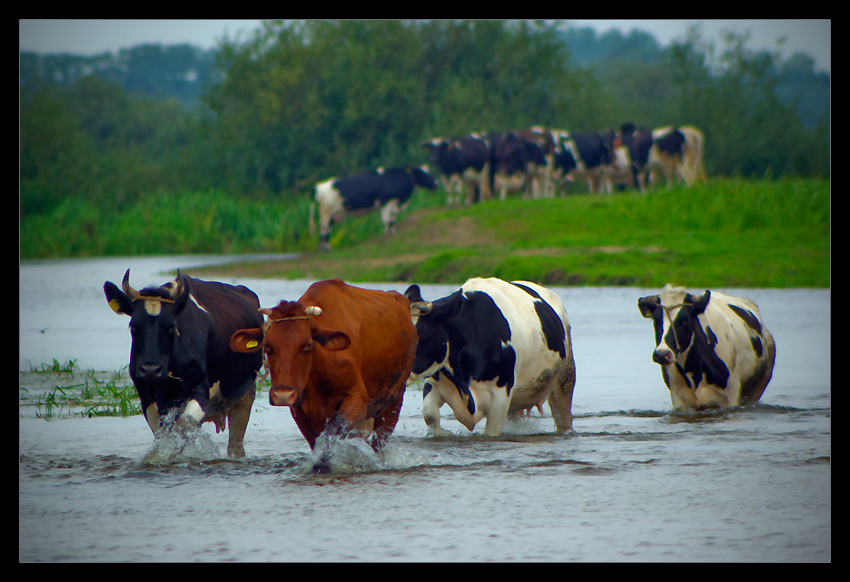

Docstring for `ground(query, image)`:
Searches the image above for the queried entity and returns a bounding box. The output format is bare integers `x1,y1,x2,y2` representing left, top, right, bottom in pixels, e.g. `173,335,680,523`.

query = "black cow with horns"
103,269,263,457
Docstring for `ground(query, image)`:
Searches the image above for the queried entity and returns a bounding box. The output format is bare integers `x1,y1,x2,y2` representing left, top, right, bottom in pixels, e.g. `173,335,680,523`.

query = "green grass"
20,359,142,419
19,359,274,420
209,176,828,288
20,177,830,288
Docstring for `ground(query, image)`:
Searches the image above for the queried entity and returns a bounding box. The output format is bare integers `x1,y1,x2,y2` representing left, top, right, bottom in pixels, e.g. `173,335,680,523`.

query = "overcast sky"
19,19,831,73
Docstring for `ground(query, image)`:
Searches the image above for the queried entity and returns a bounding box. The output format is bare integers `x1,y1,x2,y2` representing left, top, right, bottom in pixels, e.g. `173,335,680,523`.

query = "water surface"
19,256,830,562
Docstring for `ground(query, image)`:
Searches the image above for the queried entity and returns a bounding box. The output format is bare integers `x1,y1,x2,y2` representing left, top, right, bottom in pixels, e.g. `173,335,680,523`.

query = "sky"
19,19,831,73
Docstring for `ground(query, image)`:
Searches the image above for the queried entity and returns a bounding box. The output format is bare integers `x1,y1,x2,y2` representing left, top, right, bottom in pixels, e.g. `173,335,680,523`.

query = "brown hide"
231,280,417,449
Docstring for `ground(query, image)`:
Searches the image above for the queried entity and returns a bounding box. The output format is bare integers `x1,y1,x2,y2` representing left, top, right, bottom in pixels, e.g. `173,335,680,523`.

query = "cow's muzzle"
652,348,675,365
269,385,300,407
138,362,165,380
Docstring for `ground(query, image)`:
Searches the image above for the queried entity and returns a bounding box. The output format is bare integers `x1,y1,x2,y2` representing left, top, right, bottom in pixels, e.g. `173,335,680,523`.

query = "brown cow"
229,279,417,455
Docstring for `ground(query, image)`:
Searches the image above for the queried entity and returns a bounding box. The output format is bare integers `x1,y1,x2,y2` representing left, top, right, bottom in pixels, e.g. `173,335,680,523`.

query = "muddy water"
19,257,830,562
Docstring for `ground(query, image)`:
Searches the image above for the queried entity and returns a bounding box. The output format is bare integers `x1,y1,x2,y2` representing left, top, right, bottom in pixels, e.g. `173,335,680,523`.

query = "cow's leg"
479,162,492,201
318,208,334,252
225,383,255,458
380,199,401,234
372,395,403,450
482,391,510,436
547,359,576,433
422,379,450,435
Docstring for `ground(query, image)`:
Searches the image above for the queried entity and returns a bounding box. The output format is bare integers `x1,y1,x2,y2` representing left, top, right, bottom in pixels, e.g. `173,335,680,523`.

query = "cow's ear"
405,285,433,316
312,328,351,351
690,290,711,315
637,295,660,318
104,282,133,316
404,284,424,303
230,328,264,352
172,270,191,314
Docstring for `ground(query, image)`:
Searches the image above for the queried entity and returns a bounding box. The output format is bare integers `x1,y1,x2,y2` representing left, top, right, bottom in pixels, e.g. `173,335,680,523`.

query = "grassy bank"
197,177,830,288
21,177,830,288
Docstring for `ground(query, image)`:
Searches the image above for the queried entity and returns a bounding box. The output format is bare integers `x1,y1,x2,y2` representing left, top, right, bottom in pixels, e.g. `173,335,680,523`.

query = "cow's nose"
652,348,674,365
269,385,299,407
138,363,164,379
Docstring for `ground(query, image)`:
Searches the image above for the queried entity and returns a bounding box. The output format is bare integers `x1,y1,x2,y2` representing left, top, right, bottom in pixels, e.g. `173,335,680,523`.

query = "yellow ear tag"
108,299,122,313
246,340,259,349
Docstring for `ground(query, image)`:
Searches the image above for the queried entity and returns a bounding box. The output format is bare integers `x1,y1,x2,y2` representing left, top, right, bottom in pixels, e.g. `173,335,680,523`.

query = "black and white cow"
649,126,687,188
638,284,776,410
313,166,437,252
552,130,616,194
104,269,263,457
422,134,494,205
619,122,655,193
492,131,548,200
676,125,707,186
404,277,576,436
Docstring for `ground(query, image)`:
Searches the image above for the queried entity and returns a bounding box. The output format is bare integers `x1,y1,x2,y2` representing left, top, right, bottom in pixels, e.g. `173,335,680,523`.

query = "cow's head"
230,301,350,407
553,140,578,174
404,285,464,380
104,269,191,383
421,138,450,164
410,166,439,190
638,285,711,366
104,269,197,429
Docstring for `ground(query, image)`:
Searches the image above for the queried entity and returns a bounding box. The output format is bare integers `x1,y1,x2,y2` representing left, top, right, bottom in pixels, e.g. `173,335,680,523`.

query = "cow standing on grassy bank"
312,166,437,252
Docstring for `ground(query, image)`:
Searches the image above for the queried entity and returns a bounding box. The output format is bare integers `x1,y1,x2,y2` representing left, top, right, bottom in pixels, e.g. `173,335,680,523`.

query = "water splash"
299,432,433,475
141,412,221,465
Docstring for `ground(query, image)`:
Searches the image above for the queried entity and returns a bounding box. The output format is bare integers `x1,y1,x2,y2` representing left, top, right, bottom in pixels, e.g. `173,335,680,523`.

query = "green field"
21,177,830,288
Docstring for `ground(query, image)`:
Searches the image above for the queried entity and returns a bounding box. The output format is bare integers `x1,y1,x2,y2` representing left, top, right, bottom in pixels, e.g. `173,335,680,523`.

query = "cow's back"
703,291,776,397
462,278,572,395
184,277,263,398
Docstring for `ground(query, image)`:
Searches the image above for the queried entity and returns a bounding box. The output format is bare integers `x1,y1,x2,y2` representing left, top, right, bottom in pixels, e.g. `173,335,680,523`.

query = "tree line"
20,20,829,221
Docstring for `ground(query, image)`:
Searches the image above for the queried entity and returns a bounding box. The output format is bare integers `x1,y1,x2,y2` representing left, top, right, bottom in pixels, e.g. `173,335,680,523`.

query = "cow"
509,127,559,198
404,277,576,436
552,130,616,194
678,125,707,186
619,122,655,193
638,284,776,411
229,279,418,458
313,166,437,252
422,134,494,205
103,269,263,458
492,131,548,200
649,126,687,188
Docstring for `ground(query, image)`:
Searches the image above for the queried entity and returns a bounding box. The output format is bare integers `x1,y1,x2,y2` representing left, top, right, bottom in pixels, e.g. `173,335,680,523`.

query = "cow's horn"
259,307,274,317
305,305,323,316
411,301,432,315
170,269,186,299
122,269,139,300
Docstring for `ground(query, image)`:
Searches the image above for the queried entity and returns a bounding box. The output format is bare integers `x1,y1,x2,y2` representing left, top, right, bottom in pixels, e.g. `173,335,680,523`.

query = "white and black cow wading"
638,284,776,410
104,269,263,457
404,277,576,436
313,166,437,251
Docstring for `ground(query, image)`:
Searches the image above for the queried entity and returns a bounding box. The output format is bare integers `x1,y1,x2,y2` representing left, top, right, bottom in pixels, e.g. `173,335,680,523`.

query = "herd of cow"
313,124,706,251
103,267,775,468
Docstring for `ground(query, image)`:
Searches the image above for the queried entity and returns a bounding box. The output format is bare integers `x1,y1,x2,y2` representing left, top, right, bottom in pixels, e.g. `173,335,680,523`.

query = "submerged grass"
20,359,142,418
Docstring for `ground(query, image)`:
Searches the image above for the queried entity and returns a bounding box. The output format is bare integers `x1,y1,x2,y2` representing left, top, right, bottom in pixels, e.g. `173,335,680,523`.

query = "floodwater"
19,256,831,562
